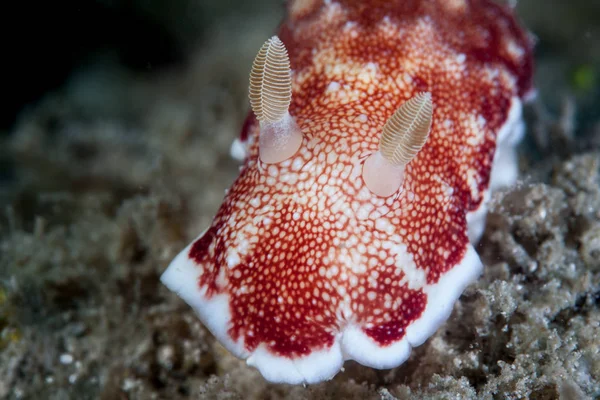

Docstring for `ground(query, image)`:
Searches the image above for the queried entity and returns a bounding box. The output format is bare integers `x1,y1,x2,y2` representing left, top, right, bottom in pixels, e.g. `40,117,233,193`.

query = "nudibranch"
161,0,534,384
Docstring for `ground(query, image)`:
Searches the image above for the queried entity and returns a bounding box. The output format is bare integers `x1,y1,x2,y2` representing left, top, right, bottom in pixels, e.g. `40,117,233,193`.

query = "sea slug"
161,0,534,384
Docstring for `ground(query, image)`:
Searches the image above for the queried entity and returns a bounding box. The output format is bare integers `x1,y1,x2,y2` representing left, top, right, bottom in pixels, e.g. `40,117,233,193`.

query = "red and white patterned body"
162,0,533,384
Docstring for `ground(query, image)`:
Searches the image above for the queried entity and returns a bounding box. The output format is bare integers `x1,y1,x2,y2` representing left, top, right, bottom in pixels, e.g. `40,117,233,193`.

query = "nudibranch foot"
162,235,482,383
341,246,482,369
490,97,526,191
160,238,249,359
246,343,344,384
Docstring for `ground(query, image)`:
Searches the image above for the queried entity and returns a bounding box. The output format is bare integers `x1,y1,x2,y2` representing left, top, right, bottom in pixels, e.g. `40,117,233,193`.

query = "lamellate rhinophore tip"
249,36,292,124
380,92,433,166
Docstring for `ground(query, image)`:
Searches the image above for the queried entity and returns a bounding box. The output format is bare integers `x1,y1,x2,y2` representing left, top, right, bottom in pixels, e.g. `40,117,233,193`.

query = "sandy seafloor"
1,0,599,399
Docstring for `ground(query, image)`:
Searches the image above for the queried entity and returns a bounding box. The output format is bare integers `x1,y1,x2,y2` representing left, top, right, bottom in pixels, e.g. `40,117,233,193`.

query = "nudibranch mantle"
161,0,534,384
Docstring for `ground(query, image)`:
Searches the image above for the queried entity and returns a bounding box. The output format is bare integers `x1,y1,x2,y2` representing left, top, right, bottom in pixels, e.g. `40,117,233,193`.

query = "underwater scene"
1,0,599,398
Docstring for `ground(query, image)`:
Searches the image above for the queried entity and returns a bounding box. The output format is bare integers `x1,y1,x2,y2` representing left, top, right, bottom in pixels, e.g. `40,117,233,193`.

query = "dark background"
0,0,267,131
1,0,599,132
